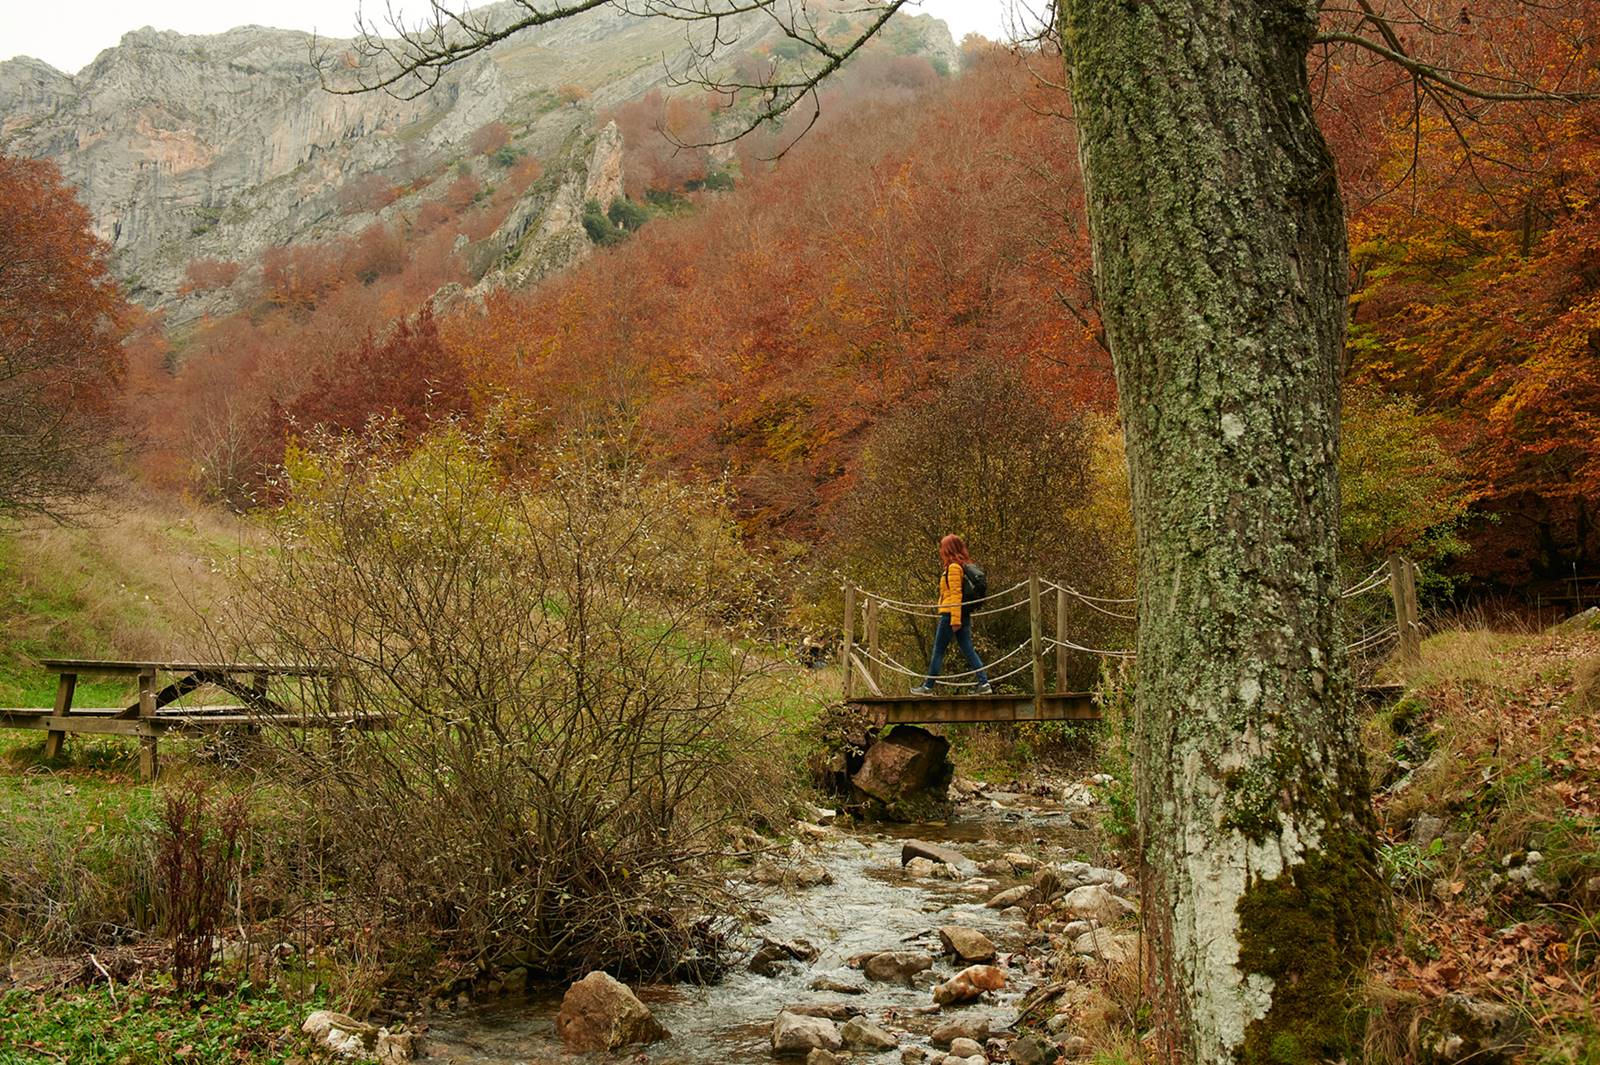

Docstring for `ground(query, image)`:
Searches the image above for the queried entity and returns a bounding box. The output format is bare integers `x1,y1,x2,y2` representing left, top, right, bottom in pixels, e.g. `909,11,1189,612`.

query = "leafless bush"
157,779,247,993
219,426,780,978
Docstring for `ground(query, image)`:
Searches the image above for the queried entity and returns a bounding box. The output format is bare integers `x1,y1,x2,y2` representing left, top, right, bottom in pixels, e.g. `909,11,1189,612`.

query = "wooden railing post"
1388,556,1421,667
1029,575,1045,696
864,595,881,693
1055,586,1069,693
842,583,857,702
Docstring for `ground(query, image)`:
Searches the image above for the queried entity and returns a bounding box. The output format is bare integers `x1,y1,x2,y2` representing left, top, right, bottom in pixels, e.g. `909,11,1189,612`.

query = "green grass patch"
0,983,316,1065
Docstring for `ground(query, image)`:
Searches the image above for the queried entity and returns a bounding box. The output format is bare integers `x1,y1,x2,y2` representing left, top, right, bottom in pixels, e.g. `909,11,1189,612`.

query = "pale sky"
2,0,1015,74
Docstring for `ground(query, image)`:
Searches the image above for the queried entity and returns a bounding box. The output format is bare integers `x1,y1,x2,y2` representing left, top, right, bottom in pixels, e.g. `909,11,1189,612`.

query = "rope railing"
1346,625,1399,654
839,556,1423,702
1046,636,1137,660
1340,563,1391,599
864,579,1033,615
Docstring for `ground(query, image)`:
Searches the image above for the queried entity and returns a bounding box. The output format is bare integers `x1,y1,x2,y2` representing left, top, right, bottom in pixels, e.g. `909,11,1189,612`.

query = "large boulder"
772,1011,844,1055
851,725,954,821
554,971,668,1052
863,950,935,984
938,925,997,963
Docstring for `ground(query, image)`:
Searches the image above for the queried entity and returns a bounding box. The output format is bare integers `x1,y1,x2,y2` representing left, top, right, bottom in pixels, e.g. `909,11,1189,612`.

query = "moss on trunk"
1059,0,1383,1060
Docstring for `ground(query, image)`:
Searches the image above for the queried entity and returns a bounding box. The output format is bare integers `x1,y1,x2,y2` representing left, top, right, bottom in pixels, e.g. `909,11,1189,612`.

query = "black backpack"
960,563,988,607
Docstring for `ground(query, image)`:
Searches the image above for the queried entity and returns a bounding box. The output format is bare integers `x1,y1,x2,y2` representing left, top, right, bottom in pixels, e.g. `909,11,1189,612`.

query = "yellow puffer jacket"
938,562,965,625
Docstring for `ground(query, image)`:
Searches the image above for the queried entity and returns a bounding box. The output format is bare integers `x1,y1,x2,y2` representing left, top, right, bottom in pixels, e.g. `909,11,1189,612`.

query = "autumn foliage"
0,153,130,519
1326,1,1600,587
115,25,1600,591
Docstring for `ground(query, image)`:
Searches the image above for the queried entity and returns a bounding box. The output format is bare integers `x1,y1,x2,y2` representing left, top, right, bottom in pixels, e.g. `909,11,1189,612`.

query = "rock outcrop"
1,4,957,321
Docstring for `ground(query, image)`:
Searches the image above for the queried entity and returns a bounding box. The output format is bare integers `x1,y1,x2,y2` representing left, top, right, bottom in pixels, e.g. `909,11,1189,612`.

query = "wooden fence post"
1388,556,1422,667
137,667,159,783
1055,586,1069,693
842,583,857,702
1029,575,1045,696
864,596,881,693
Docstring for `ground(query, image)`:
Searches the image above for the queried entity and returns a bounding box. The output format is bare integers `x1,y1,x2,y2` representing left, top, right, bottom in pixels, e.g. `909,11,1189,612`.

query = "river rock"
811,975,867,994
1003,851,1039,872
752,936,821,975
1070,929,1140,966
842,1017,899,1050
933,964,1006,1005
987,886,1032,908
864,950,935,984
554,972,668,1052
794,861,836,887
374,1029,417,1064
302,1011,376,1059
1421,993,1526,1064
852,725,955,821
807,1051,841,1065
907,857,939,878
903,1049,929,1064
902,840,979,877
1058,884,1136,926
786,1002,863,1021
938,925,997,963
752,859,834,889
949,1036,984,1056
1060,1036,1090,1058
772,1011,844,1055
1010,1033,1062,1064
932,1016,991,1045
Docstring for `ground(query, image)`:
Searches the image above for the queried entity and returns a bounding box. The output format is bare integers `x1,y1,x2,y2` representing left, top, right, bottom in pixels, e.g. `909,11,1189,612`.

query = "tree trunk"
1059,2,1382,1062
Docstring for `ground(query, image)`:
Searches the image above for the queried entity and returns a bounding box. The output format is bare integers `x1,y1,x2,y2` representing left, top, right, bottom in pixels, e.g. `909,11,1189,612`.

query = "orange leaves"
178,258,242,295
0,153,135,514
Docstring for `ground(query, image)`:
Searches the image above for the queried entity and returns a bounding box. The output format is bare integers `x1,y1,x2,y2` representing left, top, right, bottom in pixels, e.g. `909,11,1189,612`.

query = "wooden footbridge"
839,559,1421,726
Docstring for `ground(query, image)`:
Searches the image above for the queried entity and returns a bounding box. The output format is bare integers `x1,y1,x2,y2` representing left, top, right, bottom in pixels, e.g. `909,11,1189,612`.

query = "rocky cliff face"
0,5,956,320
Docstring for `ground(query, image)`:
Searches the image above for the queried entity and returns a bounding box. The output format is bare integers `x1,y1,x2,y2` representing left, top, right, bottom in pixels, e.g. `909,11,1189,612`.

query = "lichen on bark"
1058,0,1383,1061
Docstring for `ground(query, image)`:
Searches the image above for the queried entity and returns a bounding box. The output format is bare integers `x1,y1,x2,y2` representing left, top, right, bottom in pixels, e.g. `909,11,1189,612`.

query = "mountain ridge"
1,6,957,322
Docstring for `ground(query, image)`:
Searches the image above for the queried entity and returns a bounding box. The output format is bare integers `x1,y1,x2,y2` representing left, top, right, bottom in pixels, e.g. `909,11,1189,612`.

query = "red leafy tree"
280,303,474,443
0,153,130,520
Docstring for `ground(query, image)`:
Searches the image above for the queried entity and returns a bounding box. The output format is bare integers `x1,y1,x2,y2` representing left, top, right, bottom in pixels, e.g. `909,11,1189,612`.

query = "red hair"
939,534,972,567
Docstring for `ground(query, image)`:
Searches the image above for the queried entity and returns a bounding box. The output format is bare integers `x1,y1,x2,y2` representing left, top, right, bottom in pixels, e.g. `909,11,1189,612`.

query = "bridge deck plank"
851,692,1100,724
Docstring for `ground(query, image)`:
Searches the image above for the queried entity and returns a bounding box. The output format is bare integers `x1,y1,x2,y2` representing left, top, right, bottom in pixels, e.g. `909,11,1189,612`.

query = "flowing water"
421,790,1099,1064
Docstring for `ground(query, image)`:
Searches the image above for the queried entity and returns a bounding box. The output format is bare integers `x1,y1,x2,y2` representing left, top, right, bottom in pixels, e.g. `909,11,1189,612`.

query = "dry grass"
0,491,256,702
1364,623,1600,1064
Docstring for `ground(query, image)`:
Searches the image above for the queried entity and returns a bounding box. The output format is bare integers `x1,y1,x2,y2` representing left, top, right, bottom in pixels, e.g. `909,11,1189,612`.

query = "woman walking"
911,534,993,695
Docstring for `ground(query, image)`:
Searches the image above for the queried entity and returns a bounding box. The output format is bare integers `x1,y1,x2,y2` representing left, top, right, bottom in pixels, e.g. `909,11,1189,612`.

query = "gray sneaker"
974,683,994,695
909,684,935,695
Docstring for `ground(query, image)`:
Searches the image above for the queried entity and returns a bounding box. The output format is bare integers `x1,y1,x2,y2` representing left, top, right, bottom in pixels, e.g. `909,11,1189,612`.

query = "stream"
419,784,1107,1064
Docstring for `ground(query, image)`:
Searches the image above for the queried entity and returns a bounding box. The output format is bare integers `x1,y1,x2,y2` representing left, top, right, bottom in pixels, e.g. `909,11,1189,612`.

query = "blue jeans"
925,614,990,687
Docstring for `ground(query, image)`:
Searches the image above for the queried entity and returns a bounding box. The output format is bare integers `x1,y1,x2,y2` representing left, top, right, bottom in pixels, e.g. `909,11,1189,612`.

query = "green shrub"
582,198,623,245
607,195,649,232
